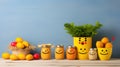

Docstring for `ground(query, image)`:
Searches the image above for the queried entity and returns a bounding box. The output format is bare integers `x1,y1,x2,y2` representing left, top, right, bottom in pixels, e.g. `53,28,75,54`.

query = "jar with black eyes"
88,48,97,60
55,45,64,60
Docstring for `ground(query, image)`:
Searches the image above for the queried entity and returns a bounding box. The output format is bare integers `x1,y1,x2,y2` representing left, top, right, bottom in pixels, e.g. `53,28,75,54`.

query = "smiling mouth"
42,52,49,54
56,52,63,54
100,53,108,55
67,52,75,55
79,52,87,54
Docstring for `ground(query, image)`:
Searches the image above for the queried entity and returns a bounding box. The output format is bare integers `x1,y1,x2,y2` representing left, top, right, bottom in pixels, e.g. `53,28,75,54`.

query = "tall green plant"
64,21,103,37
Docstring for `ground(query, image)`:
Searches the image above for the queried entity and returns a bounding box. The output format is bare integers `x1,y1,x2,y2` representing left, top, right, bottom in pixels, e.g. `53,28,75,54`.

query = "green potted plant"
64,21,102,60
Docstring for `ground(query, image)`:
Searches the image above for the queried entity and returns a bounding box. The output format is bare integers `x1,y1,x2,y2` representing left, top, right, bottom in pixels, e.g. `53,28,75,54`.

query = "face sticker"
89,50,97,55
67,48,76,55
79,37,87,45
42,48,50,54
55,48,64,54
100,49,108,55
79,48,87,54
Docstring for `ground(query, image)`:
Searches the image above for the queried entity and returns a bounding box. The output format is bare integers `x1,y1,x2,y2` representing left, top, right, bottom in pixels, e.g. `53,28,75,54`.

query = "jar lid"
90,48,97,51
42,44,51,48
67,45,76,48
56,45,64,48
90,48,94,50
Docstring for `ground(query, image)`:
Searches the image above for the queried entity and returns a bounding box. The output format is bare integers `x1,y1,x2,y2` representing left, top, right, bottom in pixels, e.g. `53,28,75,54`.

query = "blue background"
0,0,120,58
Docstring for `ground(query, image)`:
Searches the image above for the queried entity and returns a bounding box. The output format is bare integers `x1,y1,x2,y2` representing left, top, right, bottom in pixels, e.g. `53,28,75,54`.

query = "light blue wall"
0,0,120,58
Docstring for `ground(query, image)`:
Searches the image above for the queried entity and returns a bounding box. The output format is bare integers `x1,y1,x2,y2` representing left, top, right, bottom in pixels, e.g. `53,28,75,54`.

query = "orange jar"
66,46,77,60
55,45,64,60
41,45,51,60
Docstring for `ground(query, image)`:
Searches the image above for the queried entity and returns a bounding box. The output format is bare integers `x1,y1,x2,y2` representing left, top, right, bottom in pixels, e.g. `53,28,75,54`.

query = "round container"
41,45,51,60
88,48,97,60
66,46,77,60
55,45,64,60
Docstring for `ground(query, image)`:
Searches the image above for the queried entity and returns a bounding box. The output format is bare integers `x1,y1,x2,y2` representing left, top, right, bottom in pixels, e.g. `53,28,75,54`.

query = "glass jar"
88,48,97,60
41,45,51,60
66,46,77,60
55,45,64,60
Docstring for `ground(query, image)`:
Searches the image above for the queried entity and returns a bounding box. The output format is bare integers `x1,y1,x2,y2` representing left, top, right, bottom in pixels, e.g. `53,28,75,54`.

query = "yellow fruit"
22,41,29,47
96,41,104,48
16,37,23,42
2,52,10,59
18,53,26,60
26,54,33,61
105,42,112,48
10,54,18,60
17,42,25,49
101,37,109,44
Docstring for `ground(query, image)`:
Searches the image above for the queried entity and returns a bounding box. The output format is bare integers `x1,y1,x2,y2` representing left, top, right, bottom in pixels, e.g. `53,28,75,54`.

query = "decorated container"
66,46,77,60
41,44,51,60
55,45,64,60
74,37,92,60
98,48,112,60
88,48,97,60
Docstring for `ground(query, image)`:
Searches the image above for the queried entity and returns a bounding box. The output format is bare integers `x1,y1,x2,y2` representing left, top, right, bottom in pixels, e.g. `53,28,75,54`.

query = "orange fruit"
105,42,112,48
26,54,33,61
18,53,26,60
22,41,29,47
2,52,10,59
16,42,25,49
10,54,18,60
96,41,104,48
101,37,109,44
15,37,23,43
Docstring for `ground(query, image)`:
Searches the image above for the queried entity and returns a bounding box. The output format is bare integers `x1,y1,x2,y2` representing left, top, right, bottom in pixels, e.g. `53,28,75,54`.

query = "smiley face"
79,48,88,54
89,50,97,55
98,48,112,60
42,48,50,54
74,37,92,48
67,48,76,55
55,47,64,54
79,37,87,45
100,49,108,55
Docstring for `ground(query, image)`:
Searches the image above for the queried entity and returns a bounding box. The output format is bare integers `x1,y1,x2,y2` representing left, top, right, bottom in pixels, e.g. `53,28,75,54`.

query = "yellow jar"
55,45,64,60
41,45,51,60
66,46,77,60
74,37,92,60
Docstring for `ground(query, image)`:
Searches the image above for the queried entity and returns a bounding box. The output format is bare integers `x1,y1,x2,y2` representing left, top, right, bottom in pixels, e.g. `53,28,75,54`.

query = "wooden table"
0,58,120,67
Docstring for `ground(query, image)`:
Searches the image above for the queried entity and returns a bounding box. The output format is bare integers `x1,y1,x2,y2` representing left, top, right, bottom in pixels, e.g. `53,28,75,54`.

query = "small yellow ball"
16,37,23,43
10,54,18,60
26,54,33,61
2,52,10,59
18,53,26,60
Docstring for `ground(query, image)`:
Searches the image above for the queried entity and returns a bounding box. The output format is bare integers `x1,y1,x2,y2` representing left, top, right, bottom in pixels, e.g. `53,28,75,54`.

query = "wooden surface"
0,58,120,67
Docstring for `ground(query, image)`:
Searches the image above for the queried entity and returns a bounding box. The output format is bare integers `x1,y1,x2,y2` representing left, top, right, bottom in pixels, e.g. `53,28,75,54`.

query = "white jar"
89,48,97,60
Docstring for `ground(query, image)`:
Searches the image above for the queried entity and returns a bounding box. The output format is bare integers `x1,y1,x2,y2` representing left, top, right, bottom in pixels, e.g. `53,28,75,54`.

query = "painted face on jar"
42,47,50,54
78,37,88,45
79,48,88,54
89,50,97,55
100,49,109,55
56,47,64,54
67,48,76,55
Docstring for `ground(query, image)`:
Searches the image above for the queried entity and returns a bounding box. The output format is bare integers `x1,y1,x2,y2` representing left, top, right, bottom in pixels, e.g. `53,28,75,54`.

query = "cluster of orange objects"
96,37,112,48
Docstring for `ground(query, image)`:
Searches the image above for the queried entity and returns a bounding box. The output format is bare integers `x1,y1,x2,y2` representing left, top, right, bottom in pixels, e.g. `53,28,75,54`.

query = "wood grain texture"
0,58,120,67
